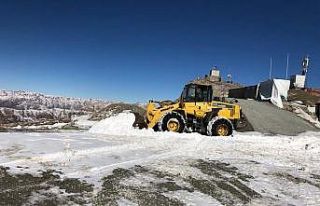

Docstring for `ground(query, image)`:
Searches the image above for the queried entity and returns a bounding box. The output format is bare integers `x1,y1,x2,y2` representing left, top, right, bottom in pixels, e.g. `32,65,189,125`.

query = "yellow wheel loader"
135,83,242,136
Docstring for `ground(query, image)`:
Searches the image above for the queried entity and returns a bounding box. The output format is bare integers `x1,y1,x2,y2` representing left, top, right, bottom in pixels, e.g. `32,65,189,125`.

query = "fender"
204,108,222,124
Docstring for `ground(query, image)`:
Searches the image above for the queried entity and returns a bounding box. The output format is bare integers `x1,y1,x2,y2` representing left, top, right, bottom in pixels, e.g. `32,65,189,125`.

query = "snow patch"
294,107,320,128
1,131,320,204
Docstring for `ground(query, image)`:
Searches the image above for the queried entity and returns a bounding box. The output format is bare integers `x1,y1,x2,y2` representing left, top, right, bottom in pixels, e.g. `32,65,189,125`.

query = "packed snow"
89,112,138,135
72,115,97,130
1,112,320,205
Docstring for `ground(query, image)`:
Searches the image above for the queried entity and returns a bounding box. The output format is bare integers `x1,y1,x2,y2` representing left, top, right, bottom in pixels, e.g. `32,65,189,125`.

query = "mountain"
0,90,111,126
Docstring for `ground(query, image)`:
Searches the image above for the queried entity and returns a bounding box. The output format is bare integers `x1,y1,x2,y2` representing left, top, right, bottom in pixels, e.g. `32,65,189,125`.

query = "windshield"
182,85,212,102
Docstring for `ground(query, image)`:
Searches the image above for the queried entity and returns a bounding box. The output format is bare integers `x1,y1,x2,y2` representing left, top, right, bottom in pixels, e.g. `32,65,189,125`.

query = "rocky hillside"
0,90,111,127
0,90,109,111
288,89,320,106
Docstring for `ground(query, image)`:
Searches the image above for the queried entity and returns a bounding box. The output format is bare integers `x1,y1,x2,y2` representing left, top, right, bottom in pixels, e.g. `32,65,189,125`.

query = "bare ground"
2,158,319,206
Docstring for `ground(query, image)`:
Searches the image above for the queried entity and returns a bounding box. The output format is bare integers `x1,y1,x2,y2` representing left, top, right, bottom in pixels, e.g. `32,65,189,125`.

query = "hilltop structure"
209,67,221,82
191,67,241,98
290,56,310,89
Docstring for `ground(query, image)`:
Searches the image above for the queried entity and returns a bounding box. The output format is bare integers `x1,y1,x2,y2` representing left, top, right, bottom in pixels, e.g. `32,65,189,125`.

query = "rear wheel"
207,118,233,136
160,112,185,133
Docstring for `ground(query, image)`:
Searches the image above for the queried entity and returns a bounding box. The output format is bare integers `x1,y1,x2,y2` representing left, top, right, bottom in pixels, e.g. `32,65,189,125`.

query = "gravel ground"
238,99,319,135
0,160,264,206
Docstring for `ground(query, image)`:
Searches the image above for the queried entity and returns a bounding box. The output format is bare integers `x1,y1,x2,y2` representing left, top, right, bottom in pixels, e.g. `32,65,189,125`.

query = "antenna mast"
269,57,273,79
285,53,290,79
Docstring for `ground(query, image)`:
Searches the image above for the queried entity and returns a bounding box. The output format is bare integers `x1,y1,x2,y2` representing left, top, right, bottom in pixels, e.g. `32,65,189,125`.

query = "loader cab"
180,84,213,118
181,84,213,103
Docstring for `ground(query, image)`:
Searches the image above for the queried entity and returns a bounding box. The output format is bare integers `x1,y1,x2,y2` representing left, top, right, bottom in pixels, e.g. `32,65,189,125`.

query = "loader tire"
160,112,185,133
207,118,233,136
153,124,160,132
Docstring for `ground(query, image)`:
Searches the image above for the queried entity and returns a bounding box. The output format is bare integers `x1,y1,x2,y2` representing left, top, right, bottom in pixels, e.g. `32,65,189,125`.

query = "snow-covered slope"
0,90,108,110
0,90,111,125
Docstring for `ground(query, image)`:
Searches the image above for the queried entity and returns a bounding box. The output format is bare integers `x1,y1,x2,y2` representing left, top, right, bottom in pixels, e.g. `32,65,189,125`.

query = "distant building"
290,56,310,89
191,68,240,98
229,78,290,108
290,75,306,89
209,67,221,82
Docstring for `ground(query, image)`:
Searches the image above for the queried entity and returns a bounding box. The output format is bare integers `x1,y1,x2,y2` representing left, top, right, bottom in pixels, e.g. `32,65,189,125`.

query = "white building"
290,75,306,89
209,68,221,82
259,79,291,108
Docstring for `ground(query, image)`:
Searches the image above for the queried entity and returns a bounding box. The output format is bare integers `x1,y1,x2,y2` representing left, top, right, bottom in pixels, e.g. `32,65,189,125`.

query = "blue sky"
0,0,319,102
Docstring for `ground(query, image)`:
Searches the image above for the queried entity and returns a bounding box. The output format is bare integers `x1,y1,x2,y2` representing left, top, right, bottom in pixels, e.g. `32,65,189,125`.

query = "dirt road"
238,99,318,135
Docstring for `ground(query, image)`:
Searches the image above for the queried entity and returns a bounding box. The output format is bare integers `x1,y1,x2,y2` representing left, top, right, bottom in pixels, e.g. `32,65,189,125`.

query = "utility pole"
285,53,290,79
269,57,273,79
302,55,310,88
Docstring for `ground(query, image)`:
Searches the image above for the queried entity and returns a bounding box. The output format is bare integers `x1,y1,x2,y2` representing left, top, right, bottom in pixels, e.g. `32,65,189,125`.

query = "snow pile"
89,112,197,137
72,115,96,129
89,112,139,136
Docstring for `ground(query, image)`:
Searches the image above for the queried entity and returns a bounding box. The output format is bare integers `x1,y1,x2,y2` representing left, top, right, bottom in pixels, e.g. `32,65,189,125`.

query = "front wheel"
160,112,186,133
207,118,233,136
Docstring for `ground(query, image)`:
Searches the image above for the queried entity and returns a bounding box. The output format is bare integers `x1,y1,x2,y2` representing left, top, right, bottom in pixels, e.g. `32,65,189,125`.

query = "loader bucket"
132,112,148,129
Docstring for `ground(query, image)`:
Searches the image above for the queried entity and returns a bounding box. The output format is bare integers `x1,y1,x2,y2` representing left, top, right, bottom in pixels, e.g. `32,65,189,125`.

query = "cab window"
196,86,211,102
182,85,196,102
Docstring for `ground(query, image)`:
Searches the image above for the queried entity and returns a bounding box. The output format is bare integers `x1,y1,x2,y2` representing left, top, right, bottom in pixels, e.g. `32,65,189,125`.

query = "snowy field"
1,113,320,205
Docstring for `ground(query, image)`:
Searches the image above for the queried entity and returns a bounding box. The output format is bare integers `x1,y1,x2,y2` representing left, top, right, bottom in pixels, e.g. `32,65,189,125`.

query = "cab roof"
186,81,213,87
